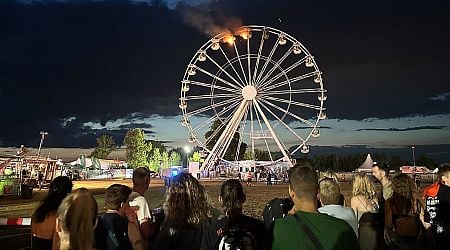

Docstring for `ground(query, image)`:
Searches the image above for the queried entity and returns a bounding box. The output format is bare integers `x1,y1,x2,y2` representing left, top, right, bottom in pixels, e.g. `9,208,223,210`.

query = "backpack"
262,198,294,228
218,225,257,250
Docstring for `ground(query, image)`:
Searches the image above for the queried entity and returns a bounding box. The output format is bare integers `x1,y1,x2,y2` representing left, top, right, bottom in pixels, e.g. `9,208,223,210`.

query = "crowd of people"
29,163,450,250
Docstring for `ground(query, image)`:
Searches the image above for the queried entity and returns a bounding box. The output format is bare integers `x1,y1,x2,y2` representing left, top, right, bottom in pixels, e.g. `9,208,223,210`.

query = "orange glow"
236,28,252,39
222,35,236,45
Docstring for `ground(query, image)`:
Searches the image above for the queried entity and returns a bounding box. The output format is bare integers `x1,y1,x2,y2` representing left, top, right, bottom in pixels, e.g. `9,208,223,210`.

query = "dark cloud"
294,126,332,130
1,0,449,147
356,126,450,132
117,123,154,130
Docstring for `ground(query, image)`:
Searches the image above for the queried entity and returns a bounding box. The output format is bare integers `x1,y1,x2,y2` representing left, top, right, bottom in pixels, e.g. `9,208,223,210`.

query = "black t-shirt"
95,213,132,250
437,184,450,226
155,220,210,250
200,214,266,250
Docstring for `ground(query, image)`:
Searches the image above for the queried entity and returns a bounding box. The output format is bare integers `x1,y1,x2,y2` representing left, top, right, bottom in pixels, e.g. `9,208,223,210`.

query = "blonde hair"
320,170,339,184
319,178,340,205
57,188,98,250
352,173,377,200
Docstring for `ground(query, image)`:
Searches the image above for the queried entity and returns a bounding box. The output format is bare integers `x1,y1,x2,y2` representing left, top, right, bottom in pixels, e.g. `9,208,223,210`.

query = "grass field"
0,178,355,219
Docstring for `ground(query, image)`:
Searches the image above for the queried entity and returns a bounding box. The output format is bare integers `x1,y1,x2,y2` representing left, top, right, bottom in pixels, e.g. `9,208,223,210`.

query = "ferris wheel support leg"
253,100,294,167
201,100,249,172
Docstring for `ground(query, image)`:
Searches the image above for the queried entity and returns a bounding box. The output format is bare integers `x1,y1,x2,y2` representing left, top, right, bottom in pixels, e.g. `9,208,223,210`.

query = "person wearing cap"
372,162,393,200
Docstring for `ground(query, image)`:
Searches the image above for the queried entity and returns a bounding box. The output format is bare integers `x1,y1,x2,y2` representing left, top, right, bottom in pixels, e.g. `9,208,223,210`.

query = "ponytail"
220,179,246,223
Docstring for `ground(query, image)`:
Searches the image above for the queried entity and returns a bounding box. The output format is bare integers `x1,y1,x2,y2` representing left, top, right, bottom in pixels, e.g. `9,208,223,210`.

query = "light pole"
412,146,416,167
184,146,191,168
37,131,48,157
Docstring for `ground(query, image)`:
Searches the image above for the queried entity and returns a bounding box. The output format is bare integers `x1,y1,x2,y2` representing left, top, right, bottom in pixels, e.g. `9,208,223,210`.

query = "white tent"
357,154,374,172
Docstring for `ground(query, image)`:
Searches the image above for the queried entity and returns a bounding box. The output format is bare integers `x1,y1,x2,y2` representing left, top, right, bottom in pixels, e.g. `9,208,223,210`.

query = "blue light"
171,169,179,177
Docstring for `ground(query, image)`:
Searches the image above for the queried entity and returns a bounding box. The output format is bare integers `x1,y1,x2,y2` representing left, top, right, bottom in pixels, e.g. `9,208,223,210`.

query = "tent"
68,156,126,170
356,154,374,172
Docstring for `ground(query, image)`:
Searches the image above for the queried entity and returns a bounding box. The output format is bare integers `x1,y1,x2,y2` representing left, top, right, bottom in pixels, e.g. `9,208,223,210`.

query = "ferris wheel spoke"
251,101,274,161
249,102,255,158
247,38,252,86
264,96,321,110
253,100,292,165
204,110,236,146
205,53,246,89
205,101,249,163
259,98,316,127
259,88,324,96
261,71,318,92
188,80,238,94
258,100,305,142
233,42,249,85
254,38,279,85
219,48,247,88
256,47,293,88
186,96,241,117
234,103,250,161
258,56,310,90
251,30,267,85
196,66,242,91
191,101,240,133
184,93,238,101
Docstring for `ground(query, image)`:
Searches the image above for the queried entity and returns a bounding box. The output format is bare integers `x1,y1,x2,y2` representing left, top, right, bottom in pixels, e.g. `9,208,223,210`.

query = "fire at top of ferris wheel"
178,25,327,170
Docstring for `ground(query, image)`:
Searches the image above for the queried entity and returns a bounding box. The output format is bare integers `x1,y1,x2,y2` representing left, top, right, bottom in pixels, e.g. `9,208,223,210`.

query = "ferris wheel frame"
179,25,327,170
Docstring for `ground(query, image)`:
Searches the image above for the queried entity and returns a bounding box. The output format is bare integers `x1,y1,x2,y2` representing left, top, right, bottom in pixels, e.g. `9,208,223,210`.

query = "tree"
244,149,271,161
124,129,152,168
90,134,116,159
161,151,170,169
416,155,436,168
148,147,162,172
148,140,166,154
169,150,182,166
389,155,405,169
189,151,203,162
204,119,247,161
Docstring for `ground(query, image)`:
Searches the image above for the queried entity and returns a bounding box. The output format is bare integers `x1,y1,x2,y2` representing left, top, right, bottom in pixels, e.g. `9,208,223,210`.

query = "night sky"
1,0,449,161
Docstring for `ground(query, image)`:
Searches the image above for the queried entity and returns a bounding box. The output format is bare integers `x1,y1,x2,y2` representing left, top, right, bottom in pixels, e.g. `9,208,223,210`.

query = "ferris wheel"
179,25,327,170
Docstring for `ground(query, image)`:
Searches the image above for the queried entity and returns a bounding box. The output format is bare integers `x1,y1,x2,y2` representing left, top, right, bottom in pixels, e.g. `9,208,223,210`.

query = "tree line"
91,123,440,172
90,129,182,173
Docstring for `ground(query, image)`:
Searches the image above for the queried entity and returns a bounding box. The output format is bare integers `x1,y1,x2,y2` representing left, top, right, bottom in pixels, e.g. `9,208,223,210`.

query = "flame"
236,27,252,40
222,34,236,45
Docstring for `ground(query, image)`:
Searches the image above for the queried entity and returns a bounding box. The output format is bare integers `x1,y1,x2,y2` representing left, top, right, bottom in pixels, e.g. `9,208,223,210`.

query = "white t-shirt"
128,191,151,225
319,204,359,237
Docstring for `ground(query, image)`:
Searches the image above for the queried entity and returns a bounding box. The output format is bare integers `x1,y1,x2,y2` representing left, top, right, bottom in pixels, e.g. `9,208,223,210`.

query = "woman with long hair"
56,188,98,250
31,176,72,250
201,179,266,250
351,173,383,249
351,173,379,220
384,173,424,248
154,173,211,250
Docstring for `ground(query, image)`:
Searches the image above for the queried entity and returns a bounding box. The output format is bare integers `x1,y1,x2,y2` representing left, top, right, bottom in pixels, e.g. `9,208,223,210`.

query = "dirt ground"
0,178,354,250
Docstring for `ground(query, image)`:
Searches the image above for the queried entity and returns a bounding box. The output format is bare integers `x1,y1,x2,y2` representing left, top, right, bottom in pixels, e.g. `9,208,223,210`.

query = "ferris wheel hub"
242,85,257,101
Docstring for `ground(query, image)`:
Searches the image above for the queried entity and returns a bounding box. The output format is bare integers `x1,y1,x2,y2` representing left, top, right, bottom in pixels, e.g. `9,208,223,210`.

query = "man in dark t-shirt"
424,164,450,249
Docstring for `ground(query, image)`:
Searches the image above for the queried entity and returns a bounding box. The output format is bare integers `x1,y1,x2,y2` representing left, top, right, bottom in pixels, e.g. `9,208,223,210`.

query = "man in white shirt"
128,167,156,240
318,178,359,237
